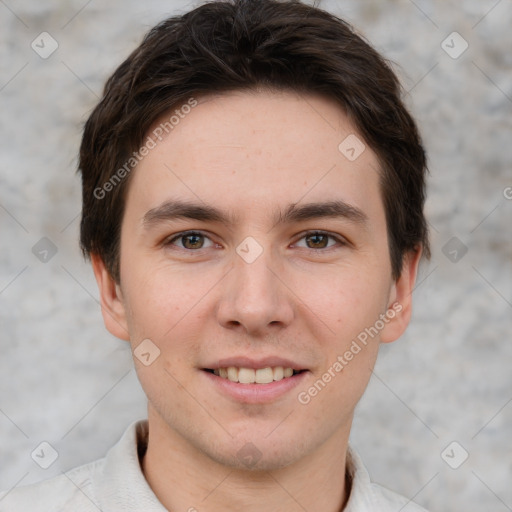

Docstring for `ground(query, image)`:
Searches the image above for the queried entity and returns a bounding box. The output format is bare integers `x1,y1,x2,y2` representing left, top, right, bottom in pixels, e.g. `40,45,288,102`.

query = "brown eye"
295,231,342,250
305,233,329,249
166,231,214,250
181,233,204,249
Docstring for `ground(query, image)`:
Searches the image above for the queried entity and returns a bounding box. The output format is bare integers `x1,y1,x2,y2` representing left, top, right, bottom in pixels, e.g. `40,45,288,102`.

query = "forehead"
125,89,385,227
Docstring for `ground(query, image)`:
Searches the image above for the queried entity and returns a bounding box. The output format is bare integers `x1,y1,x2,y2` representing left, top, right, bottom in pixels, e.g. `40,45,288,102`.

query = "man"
1,0,430,510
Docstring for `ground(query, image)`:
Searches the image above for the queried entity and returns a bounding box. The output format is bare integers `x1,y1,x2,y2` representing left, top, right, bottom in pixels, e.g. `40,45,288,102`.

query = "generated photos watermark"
93,97,198,200
297,301,402,405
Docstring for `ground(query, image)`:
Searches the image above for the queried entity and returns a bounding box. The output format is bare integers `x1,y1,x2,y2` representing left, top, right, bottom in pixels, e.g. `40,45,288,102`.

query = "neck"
141,410,351,512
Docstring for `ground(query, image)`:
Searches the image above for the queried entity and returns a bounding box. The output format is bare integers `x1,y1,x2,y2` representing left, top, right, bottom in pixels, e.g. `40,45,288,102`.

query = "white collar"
90,420,425,512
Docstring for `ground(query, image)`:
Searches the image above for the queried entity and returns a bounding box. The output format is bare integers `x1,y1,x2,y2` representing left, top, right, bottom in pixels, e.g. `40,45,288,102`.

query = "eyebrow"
142,198,368,229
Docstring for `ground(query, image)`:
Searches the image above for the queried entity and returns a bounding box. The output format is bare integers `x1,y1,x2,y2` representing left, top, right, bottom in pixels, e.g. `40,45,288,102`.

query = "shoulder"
0,421,150,512
368,482,429,512
0,459,105,512
345,447,430,512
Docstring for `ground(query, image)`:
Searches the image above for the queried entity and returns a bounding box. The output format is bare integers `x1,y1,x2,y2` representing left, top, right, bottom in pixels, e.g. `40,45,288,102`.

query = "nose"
216,246,295,336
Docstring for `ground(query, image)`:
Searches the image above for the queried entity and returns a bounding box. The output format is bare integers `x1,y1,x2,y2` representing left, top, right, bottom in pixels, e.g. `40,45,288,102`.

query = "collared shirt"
0,420,428,511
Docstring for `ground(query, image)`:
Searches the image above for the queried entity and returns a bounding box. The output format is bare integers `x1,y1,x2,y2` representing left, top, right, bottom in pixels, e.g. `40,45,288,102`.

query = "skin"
92,89,421,512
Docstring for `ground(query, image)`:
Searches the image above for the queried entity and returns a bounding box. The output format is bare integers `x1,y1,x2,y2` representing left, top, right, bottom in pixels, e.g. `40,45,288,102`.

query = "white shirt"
0,420,428,511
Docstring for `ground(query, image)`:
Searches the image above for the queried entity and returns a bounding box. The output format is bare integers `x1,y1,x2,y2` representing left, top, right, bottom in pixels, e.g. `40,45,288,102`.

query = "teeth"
214,366,298,384
273,366,284,381
238,368,255,384
255,367,274,384
227,367,238,382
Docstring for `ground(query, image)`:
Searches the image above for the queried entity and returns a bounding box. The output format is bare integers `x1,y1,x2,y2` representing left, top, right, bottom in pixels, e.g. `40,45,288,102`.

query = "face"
93,89,420,470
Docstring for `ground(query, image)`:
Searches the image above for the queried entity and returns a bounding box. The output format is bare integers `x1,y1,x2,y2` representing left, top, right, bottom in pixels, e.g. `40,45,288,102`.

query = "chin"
212,445,303,472
201,430,311,472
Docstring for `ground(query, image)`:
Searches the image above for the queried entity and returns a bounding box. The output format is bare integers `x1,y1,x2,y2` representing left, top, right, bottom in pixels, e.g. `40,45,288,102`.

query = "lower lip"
202,370,309,404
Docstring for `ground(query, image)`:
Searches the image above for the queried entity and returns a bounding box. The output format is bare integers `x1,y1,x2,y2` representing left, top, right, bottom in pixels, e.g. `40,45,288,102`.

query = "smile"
205,366,302,384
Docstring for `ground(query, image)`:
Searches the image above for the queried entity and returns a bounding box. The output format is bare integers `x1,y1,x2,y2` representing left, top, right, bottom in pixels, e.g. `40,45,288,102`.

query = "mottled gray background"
1,0,511,511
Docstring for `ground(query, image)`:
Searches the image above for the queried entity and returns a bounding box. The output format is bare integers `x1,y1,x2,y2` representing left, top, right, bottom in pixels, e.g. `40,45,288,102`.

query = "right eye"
164,231,217,251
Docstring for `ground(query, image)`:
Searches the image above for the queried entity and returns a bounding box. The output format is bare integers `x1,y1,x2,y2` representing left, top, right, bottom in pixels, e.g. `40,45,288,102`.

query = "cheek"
307,266,390,344
122,260,195,323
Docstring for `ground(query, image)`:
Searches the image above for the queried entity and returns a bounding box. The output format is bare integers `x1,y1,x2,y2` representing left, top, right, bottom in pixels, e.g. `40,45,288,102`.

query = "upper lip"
202,356,307,371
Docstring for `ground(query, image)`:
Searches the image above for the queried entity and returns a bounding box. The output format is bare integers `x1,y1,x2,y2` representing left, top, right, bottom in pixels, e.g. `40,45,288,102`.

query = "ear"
91,254,130,341
380,247,423,344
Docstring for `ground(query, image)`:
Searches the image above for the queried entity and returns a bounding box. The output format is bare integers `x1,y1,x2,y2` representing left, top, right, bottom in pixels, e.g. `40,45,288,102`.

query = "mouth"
202,366,305,384
200,357,309,403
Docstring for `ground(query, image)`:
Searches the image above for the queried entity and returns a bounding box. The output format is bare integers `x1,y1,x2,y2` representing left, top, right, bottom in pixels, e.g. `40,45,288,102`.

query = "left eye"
294,231,341,250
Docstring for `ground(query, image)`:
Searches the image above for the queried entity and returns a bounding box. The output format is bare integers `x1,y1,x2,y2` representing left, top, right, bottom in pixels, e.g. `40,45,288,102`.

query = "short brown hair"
79,0,430,282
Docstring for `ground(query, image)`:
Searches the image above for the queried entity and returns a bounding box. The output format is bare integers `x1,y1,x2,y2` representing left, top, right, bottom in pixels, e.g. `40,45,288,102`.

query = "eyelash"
164,230,347,252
